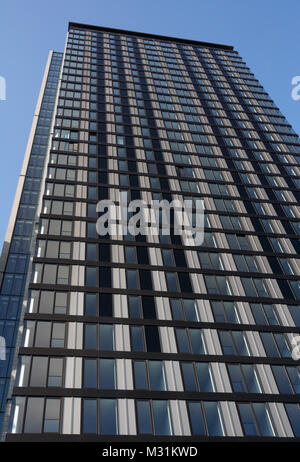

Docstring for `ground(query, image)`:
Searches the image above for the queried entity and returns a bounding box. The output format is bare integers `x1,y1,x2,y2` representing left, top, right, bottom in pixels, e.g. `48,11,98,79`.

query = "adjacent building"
0,22,299,441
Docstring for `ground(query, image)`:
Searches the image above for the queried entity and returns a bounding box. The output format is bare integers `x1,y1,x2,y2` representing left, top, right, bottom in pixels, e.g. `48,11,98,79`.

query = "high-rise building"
0,22,299,442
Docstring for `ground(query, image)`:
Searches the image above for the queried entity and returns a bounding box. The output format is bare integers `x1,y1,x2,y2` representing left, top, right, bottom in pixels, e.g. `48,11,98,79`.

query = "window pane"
175,328,190,353
195,363,214,392
30,357,48,387
99,359,115,389
181,362,198,391
35,322,51,348
286,366,300,393
44,399,60,433
85,293,97,316
285,403,300,437
24,397,44,433
131,326,144,351
145,326,161,352
170,299,184,320
134,361,148,389
99,325,113,350
241,365,261,393
219,331,234,355
127,269,138,289
85,324,97,349
252,403,274,436
128,296,141,318
148,361,165,391
203,401,224,436
238,403,258,436
188,402,206,435
166,272,178,291
83,400,97,433
274,333,290,358
137,400,152,434
183,299,197,321
99,293,113,317
189,329,205,354
232,331,249,356
84,359,97,388
152,400,171,435
261,332,280,357
100,399,116,435
228,364,245,392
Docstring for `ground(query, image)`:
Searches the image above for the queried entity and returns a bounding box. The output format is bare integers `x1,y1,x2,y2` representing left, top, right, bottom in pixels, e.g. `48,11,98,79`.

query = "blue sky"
0,0,300,248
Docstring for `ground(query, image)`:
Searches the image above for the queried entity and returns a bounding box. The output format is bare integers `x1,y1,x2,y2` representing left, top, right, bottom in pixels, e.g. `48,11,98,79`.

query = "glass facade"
1,23,299,441
0,51,63,434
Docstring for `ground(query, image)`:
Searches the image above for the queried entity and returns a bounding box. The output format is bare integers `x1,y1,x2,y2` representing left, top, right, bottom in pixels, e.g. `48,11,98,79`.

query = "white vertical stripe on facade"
211,363,232,392
256,364,278,394
152,270,167,292
69,292,84,316
164,361,184,391
117,399,137,435
64,357,82,389
169,400,191,436
114,324,131,352
268,402,294,437
159,327,177,353
238,301,255,324
111,245,124,263
116,359,133,390
190,273,206,295
219,402,243,437
185,250,200,269
196,299,214,322
62,397,81,434
113,294,128,318
245,331,266,357
113,268,126,289
155,296,172,321
275,304,295,327
71,265,85,286
203,329,223,355
67,322,83,350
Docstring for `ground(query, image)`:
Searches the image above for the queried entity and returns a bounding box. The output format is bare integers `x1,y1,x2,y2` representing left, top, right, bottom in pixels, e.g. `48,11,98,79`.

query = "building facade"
0,22,299,441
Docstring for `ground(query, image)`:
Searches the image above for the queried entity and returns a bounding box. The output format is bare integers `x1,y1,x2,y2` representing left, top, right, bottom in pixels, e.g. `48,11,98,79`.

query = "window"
175,328,205,354
227,364,261,393
170,298,198,322
218,330,249,356
250,303,279,326
44,399,61,433
130,325,161,352
198,252,223,270
181,362,214,392
22,397,61,434
82,399,117,434
187,401,224,436
204,275,231,295
271,365,300,394
238,403,275,436
136,400,171,435
211,301,240,324
285,404,300,437
133,360,165,391
99,324,114,350
260,332,290,358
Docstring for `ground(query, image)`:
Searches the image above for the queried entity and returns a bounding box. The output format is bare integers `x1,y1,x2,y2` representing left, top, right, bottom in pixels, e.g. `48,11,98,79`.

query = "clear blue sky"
0,0,300,248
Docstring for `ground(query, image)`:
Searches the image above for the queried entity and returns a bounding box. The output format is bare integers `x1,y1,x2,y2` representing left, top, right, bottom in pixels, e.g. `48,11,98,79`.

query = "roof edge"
68,22,234,51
